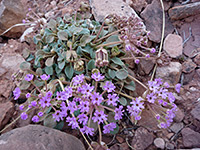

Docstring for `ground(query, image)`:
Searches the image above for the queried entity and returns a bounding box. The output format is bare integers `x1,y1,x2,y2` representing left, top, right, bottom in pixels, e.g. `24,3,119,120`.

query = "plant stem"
96,41,123,49
98,124,102,144
115,91,134,100
128,74,148,90
93,21,105,43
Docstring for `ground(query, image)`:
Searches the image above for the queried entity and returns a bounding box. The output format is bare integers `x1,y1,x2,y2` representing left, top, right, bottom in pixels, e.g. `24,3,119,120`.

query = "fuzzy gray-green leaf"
116,69,128,80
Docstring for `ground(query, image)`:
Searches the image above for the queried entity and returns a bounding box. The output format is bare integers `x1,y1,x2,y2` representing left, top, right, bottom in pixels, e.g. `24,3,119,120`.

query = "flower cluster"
127,78,180,128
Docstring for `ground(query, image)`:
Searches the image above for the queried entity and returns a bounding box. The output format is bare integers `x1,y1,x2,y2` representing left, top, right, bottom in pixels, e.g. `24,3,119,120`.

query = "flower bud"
66,50,77,62
74,60,84,71
95,48,109,67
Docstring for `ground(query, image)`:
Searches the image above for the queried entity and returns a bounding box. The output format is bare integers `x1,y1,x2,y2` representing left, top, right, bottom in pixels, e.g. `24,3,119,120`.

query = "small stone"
183,70,196,85
165,142,174,150
181,128,200,148
170,123,184,133
163,34,183,58
0,0,26,38
138,58,156,75
0,80,13,98
129,0,147,13
194,53,200,65
174,107,184,123
169,2,200,20
131,127,154,150
140,0,173,43
0,125,86,150
0,102,14,130
154,138,165,149
0,67,7,77
156,62,182,86
182,59,197,73
191,103,200,121
166,133,174,139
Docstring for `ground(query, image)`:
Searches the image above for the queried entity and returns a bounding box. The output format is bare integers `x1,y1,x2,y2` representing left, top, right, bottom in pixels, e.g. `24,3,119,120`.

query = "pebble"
154,138,165,149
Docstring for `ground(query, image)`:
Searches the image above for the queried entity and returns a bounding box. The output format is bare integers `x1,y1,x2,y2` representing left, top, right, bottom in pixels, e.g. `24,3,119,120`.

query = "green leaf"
44,113,57,128
108,69,116,79
116,69,128,80
19,80,31,90
74,109,80,117
46,35,54,43
111,57,124,66
55,64,62,74
45,56,55,67
107,112,117,123
45,66,53,75
34,80,44,87
124,81,135,91
110,124,119,135
22,48,30,59
26,54,34,61
36,68,43,75
105,35,120,47
48,19,57,30
119,97,127,106
54,121,64,130
20,62,31,71
58,60,65,70
57,30,68,40
87,59,95,70
64,65,74,79
80,35,95,47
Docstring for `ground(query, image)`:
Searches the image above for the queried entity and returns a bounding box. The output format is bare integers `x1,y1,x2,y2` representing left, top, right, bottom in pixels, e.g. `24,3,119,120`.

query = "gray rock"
163,34,183,58
0,0,26,38
182,59,197,73
131,127,154,150
0,125,85,150
140,0,174,43
191,103,200,121
181,127,200,148
174,107,184,123
156,62,182,86
138,57,155,75
154,138,165,149
170,122,184,133
165,142,174,149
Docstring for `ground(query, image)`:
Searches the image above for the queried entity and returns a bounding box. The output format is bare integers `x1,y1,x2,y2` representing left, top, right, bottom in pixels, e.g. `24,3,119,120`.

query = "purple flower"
107,94,119,106
40,74,50,81
21,112,28,120
168,92,175,103
80,126,94,136
19,105,24,111
81,83,94,97
114,106,124,120
46,91,52,98
130,97,144,112
66,116,79,129
72,74,85,86
13,87,21,100
135,59,140,64
38,111,44,117
157,88,168,99
103,122,116,134
145,54,150,58
26,93,31,98
159,122,167,128
52,110,63,122
60,102,68,117
39,96,51,108
91,72,104,81
175,83,181,93
150,48,156,53
25,74,34,81
67,101,78,114
125,44,132,51
155,114,160,120
103,81,115,93
91,92,104,105
92,110,108,124
146,93,157,103
148,81,160,93
135,115,141,120
32,115,39,123
31,101,37,107
79,100,90,113
78,113,88,125
163,82,170,88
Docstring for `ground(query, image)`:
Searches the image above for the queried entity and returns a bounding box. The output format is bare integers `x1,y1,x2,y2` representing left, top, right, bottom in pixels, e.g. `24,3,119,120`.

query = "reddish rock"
156,62,182,86
174,107,184,123
0,102,14,130
0,0,26,38
163,34,183,58
169,2,200,20
191,103,200,121
0,125,85,150
182,70,196,85
194,53,200,66
140,0,174,43
181,128,200,148
0,80,13,98
131,127,154,150
129,0,147,13
182,59,197,73
138,57,155,75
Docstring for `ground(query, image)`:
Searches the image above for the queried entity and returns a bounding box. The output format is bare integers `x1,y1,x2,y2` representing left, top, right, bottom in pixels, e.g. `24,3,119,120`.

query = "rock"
140,0,174,43
191,103,200,121
194,53,200,66
182,70,196,85
90,0,145,31
131,127,154,150
156,62,182,86
154,138,165,149
169,2,200,20
138,58,155,75
174,107,184,122
129,0,147,13
0,0,26,38
0,67,7,77
0,80,13,98
182,59,197,73
0,53,25,77
170,122,184,133
165,142,174,149
0,102,14,130
163,34,183,58
181,127,200,148
0,125,85,150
